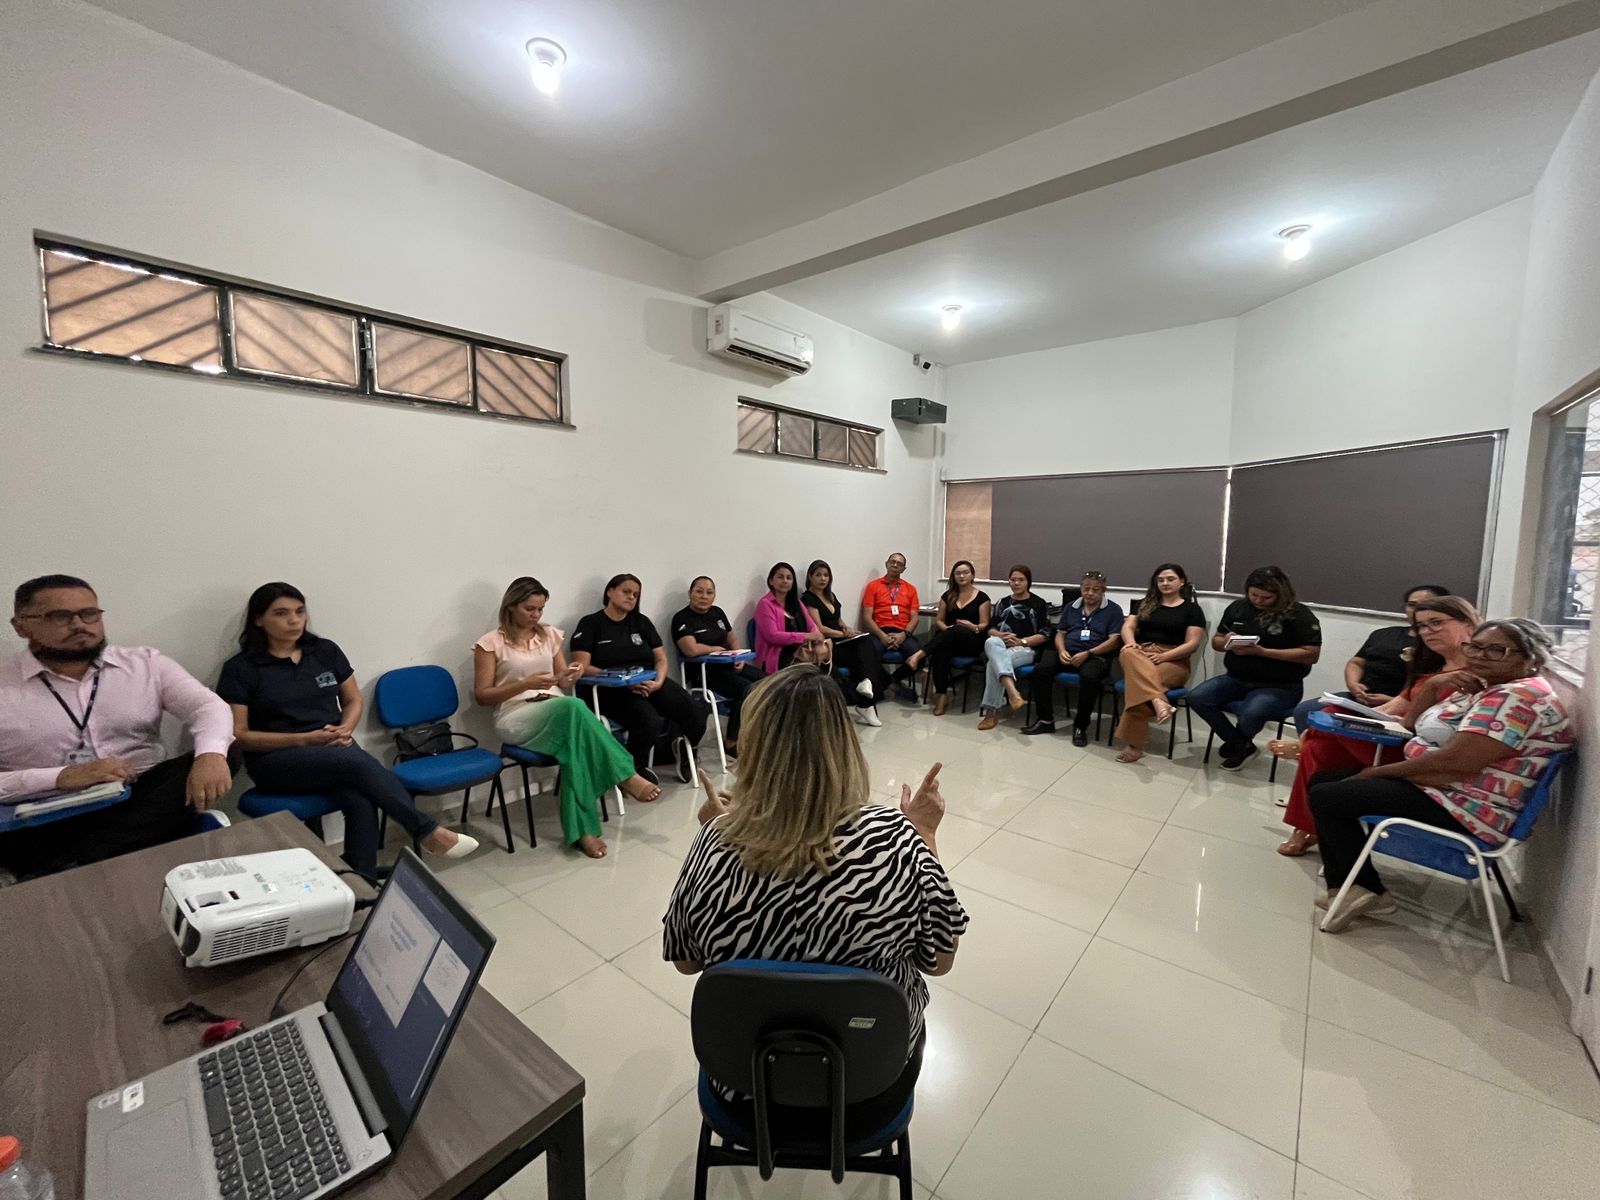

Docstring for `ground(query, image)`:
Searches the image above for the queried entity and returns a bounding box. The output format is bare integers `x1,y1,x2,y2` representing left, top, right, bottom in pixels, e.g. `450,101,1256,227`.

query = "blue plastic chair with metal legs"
1109,681,1193,757
689,960,917,1200
498,745,560,847
1200,697,1293,781
1321,751,1574,982
238,789,340,837
375,664,516,852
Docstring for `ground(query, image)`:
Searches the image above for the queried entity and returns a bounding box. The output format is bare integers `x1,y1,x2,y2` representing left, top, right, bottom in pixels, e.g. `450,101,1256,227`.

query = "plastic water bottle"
0,1138,54,1200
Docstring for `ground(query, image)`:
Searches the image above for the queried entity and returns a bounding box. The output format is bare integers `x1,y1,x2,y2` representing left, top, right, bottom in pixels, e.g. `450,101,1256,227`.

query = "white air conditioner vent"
707,305,813,377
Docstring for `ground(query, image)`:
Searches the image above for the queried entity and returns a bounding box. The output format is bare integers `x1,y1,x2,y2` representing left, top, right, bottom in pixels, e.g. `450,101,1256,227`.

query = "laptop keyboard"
198,1023,351,1200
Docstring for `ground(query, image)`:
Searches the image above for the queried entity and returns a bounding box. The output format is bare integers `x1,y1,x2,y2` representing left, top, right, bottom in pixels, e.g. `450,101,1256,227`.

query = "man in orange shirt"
860,553,922,700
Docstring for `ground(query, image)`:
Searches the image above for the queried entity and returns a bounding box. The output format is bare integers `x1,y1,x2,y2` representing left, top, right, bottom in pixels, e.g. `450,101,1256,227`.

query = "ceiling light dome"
1278,224,1312,262
526,38,567,95
941,304,962,332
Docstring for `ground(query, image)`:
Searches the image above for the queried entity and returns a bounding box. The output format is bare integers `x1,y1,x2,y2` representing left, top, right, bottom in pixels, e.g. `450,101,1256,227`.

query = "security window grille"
372,323,472,406
474,347,562,421
737,403,776,453
817,421,849,464
40,247,221,370
34,239,566,427
230,293,360,388
848,428,880,470
736,399,881,472
777,412,816,458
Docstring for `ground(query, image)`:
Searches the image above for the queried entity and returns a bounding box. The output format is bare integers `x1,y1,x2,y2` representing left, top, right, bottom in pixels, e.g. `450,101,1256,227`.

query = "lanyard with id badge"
42,667,102,764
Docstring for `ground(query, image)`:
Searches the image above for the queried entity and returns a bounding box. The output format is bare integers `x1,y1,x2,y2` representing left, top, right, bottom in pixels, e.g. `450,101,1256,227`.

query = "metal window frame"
31,235,569,427
227,290,363,391
368,320,476,408
734,398,885,474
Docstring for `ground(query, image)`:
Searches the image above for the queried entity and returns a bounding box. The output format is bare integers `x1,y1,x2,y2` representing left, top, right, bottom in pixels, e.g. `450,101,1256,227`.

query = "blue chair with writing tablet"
1321,751,1574,983
374,665,517,852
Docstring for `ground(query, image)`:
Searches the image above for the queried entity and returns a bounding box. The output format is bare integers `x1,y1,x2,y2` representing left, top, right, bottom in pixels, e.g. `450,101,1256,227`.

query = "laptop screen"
327,849,495,1142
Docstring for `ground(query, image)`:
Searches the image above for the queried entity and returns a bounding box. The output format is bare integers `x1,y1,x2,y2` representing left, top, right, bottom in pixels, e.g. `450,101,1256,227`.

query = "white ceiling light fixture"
1278,224,1313,262
526,38,567,96
940,304,962,332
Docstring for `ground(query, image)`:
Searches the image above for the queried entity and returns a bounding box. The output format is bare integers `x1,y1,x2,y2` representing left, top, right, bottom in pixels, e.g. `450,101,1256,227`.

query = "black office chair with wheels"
689,960,918,1200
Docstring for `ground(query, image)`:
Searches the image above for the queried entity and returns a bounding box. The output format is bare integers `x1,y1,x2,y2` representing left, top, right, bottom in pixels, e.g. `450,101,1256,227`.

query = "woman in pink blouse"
473,577,662,859
753,562,879,721
1307,619,1574,932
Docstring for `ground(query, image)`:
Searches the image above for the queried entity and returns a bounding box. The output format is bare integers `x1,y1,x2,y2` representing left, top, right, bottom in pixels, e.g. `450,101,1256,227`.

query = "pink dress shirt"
0,645,234,801
753,593,818,674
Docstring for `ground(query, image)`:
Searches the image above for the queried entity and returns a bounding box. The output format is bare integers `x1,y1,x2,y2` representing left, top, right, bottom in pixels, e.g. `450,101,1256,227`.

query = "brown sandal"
1277,829,1318,857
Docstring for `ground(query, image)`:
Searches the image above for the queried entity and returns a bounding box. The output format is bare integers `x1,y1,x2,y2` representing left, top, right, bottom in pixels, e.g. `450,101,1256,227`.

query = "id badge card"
890,604,900,616
1079,629,1093,642
66,746,96,765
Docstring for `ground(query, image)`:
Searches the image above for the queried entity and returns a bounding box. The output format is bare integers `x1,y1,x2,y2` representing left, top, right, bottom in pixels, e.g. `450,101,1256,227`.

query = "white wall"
1502,64,1600,1025
0,0,939,754
940,320,1237,479
1230,199,1531,466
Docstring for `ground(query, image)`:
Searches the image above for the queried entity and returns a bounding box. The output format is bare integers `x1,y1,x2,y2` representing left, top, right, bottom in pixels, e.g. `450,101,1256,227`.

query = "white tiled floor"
417,700,1599,1200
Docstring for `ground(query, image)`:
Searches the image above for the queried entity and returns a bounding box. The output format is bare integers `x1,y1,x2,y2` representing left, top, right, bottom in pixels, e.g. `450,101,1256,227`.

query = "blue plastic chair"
1110,681,1192,758
374,665,516,852
1321,751,1575,982
499,745,561,846
690,960,916,1198
923,654,979,711
1200,696,1291,780
239,788,340,840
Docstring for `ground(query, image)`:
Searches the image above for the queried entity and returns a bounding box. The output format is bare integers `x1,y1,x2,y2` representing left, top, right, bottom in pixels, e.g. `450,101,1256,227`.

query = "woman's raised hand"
900,762,945,834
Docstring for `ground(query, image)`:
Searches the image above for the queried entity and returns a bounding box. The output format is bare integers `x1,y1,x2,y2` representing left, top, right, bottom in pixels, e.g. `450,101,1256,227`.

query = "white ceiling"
86,0,1377,258
773,34,1600,362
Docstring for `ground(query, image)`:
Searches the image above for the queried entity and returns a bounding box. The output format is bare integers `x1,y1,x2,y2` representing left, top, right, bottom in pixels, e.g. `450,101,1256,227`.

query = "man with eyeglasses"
860,553,923,701
1290,583,1452,737
0,574,233,879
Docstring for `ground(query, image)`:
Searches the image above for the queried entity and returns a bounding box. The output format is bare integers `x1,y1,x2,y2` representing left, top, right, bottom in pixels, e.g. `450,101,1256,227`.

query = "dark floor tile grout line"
925,1024,1035,1197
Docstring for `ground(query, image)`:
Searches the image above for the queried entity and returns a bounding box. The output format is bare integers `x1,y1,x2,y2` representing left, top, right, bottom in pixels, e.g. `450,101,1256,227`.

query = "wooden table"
0,812,586,1199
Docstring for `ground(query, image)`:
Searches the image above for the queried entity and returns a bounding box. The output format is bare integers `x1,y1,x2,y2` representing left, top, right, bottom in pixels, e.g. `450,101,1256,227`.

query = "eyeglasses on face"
19,608,105,627
1462,641,1515,661
1414,618,1456,632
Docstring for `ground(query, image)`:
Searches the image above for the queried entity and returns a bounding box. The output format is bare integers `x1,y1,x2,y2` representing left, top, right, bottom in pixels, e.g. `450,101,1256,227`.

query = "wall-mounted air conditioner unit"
707,305,813,377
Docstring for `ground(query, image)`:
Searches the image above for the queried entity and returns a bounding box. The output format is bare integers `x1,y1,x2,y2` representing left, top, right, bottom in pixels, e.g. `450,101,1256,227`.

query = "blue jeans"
1293,691,1348,736
246,743,437,874
1187,674,1302,755
981,637,1035,711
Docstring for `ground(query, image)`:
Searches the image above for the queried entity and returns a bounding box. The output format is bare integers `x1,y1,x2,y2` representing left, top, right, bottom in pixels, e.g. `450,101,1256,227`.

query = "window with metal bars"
1531,389,1600,671
735,399,881,472
34,239,564,425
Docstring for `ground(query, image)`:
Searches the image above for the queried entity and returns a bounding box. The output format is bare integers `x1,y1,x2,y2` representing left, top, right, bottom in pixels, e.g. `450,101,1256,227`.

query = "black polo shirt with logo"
570,610,662,670
215,635,353,741
670,605,733,650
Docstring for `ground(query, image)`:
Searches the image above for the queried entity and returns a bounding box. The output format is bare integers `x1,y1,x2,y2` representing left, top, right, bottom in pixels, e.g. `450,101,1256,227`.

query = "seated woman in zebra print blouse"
662,665,968,1061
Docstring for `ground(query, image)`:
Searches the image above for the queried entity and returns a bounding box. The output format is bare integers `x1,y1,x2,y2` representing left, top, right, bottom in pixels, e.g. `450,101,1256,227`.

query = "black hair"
602,573,642,607
805,560,839,610
766,562,806,623
239,582,308,653
14,574,93,614
1007,564,1034,587
1405,584,1452,603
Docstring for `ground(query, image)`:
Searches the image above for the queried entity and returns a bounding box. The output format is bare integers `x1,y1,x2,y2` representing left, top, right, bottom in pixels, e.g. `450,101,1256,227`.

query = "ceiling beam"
697,0,1600,303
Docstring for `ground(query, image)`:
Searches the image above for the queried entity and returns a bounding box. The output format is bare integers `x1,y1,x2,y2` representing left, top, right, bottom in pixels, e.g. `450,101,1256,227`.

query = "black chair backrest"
691,960,910,1107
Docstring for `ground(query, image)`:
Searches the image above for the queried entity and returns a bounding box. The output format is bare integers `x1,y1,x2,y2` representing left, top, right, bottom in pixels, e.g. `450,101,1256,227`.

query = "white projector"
162,848,355,967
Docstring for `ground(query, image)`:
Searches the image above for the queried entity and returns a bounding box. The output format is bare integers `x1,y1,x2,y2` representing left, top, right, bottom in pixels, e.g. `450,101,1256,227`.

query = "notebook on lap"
84,847,494,1200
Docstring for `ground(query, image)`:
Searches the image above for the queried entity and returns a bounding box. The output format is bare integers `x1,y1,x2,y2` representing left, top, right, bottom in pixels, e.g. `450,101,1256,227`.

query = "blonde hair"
497,577,549,644
716,665,871,879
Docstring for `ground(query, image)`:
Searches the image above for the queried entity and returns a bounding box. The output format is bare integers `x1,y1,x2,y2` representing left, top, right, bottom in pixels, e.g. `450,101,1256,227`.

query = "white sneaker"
856,678,875,700
859,705,882,727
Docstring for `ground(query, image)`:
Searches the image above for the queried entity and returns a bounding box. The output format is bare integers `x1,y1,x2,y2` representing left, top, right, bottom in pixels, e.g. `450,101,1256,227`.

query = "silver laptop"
84,848,495,1200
